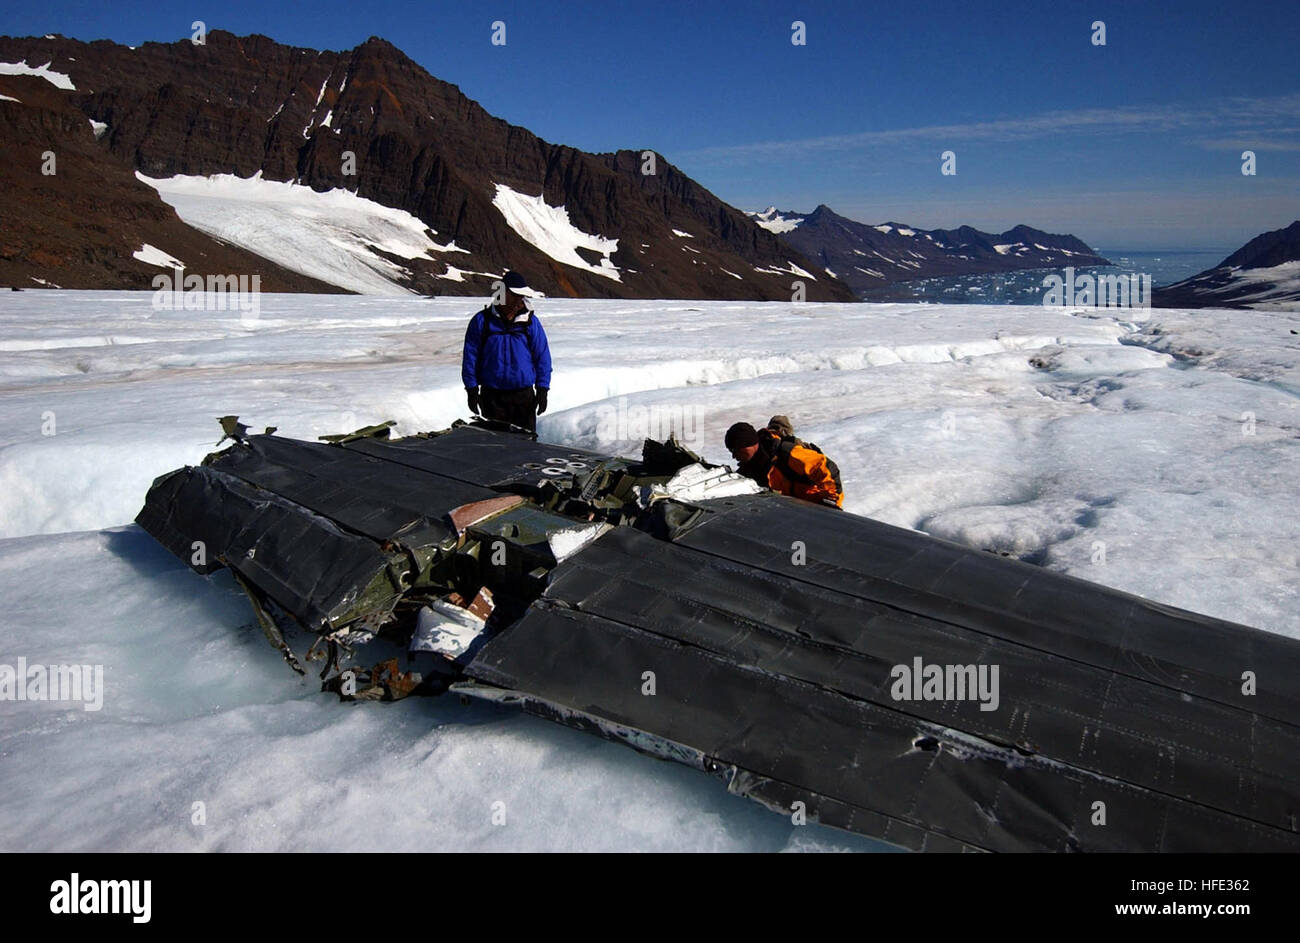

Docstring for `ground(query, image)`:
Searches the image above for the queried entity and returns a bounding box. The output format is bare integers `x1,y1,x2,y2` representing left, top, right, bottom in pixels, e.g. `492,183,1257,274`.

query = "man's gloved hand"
535,386,548,415
466,387,480,415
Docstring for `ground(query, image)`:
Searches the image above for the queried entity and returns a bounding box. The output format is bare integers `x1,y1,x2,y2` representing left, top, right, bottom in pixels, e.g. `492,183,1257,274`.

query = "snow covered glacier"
1,291,1297,851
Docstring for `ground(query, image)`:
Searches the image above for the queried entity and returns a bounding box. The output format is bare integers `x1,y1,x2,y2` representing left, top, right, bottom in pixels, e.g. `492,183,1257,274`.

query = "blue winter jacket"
462,304,553,391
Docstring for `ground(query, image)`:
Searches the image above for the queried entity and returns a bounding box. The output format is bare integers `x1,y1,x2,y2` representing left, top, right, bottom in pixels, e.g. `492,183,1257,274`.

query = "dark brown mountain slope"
0,31,853,300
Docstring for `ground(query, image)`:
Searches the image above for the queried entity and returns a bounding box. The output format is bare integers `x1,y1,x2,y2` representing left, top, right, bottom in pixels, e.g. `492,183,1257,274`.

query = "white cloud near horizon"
676,92,1300,164
1193,134,1300,152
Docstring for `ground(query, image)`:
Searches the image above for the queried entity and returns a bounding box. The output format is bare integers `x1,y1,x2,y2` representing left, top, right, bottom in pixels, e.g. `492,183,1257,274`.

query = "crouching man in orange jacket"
724,421,844,508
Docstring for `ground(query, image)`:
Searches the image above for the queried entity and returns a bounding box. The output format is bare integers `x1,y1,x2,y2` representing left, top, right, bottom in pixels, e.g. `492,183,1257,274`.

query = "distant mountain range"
0,31,853,300
7,30,1285,309
1153,221,1300,310
747,205,1109,297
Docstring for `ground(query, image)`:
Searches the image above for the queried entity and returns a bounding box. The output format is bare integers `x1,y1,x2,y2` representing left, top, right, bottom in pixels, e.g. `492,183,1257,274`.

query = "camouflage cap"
766,415,794,438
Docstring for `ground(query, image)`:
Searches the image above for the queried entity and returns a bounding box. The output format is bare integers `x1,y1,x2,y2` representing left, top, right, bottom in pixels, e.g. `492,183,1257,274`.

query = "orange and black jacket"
756,431,844,508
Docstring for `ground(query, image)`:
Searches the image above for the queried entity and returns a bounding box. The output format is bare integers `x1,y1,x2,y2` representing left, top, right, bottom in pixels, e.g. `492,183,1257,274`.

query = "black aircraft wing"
136,422,1300,851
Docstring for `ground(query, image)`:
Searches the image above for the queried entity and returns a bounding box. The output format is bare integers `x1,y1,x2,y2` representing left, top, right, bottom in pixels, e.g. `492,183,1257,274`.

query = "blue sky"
5,0,1299,249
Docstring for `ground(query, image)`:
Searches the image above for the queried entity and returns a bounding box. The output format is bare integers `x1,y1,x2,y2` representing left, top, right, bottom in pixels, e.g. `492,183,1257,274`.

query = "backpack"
771,434,843,496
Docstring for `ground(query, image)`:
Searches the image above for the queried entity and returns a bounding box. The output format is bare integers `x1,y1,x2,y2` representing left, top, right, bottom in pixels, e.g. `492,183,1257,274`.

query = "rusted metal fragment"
322,658,424,701
448,495,525,535
447,586,495,622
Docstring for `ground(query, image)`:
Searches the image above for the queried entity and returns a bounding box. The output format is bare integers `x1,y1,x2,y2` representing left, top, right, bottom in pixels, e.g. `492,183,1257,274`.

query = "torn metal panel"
677,496,1300,728
450,680,712,769
532,524,1300,833
465,602,1299,852
136,462,407,631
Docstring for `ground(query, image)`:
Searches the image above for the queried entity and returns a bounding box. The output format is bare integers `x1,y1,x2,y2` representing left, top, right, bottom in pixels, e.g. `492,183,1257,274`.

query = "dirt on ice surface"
1,292,1297,851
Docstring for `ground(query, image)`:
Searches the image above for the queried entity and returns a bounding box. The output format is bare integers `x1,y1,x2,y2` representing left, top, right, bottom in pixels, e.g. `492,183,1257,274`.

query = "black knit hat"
724,422,759,450
499,270,540,299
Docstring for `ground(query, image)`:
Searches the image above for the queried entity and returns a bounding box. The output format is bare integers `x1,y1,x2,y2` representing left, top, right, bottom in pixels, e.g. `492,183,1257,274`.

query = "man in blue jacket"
462,270,552,433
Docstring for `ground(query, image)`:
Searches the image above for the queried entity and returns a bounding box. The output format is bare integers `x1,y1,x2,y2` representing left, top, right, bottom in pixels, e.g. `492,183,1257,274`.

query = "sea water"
858,250,1234,305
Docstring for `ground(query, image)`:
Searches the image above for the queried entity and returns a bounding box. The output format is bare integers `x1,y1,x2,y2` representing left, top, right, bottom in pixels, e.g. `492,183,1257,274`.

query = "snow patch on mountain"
139,172,467,295
440,263,510,285
491,184,621,282
0,60,75,90
753,261,817,281
1202,262,1300,309
132,244,185,269
747,207,804,234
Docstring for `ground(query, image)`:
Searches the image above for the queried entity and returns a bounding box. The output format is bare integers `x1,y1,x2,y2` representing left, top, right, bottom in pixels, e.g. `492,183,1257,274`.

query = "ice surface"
0,289,1297,850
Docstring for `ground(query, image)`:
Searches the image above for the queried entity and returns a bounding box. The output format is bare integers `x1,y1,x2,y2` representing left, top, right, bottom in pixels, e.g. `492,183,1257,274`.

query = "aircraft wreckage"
136,418,1300,852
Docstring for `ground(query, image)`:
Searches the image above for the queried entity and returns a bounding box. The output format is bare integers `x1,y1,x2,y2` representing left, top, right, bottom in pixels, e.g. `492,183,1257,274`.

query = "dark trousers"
480,386,537,432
